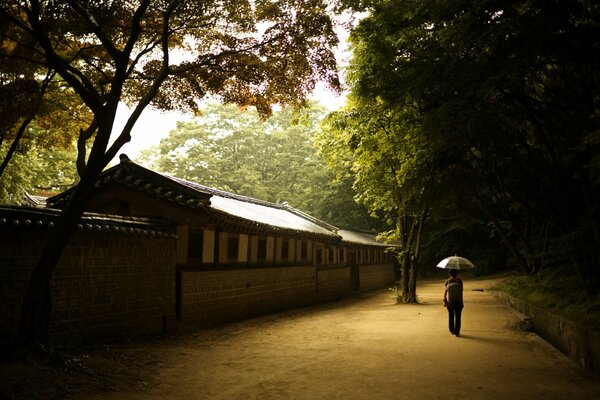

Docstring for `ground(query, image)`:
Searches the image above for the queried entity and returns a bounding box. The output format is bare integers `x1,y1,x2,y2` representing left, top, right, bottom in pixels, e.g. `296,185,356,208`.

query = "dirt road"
3,277,599,399
74,277,597,400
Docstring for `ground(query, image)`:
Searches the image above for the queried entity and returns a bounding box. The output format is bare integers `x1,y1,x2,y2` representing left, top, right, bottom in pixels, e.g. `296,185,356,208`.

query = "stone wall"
1,207,397,344
317,266,352,302
178,263,396,327
358,263,396,291
0,207,176,345
493,291,600,379
179,266,318,325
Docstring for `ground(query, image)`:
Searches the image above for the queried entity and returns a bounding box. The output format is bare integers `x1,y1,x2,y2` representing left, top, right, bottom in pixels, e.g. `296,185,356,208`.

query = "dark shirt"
444,277,463,305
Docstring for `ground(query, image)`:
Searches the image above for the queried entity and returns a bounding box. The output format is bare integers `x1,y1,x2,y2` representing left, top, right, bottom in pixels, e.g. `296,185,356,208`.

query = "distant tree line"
139,103,384,231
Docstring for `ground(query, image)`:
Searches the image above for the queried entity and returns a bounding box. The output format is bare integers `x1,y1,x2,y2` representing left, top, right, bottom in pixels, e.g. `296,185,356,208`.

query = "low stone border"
491,290,600,379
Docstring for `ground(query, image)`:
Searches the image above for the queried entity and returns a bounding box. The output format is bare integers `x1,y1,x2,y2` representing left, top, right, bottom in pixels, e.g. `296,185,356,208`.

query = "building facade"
1,158,398,344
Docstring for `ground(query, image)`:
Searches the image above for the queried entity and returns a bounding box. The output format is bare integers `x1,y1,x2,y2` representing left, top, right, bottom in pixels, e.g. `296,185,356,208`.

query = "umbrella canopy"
436,256,476,270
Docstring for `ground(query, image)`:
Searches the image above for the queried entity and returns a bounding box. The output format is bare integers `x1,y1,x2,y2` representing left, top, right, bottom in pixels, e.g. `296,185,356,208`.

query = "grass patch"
389,287,403,303
495,267,600,331
389,287,422,304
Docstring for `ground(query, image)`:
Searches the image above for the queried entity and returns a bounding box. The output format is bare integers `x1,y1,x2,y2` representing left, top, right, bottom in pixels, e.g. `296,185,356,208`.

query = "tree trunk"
397,214,419,303
407,212,426,303
0,117,33,179
401,250,410,302
408,256,417,303
397,215,412,302
15,158,104,352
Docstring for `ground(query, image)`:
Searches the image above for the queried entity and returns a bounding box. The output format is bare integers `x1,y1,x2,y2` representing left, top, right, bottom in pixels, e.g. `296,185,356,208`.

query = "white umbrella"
436,255,476,270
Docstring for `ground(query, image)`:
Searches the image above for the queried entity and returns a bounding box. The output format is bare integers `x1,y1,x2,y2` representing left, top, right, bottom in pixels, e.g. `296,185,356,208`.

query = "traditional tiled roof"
23,193,47,208
47,160,212,210
337,229,389,247
46,157,395,247
0,206,174,237
47,159,341,239
166,174,339,237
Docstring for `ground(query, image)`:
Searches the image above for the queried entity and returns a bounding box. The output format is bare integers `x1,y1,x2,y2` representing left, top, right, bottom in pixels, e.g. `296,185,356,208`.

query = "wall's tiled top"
0,206,174,237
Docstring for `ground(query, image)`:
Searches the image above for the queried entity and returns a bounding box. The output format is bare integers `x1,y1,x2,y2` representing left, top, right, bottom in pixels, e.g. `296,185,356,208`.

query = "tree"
0,0,339,350
0,128,78,204
336,0,600,297
0,79,90,205
317,99,429,302
0,53,92,184
139,102,380,229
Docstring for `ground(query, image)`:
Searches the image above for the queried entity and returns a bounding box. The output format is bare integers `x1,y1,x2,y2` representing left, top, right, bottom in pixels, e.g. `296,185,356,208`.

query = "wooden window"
315,248,323,265
301,241,308,260
257,237,267,260
328,247,334,263
339,248,345,263
281,239,289,260
227,237,239,260
188,231,203,260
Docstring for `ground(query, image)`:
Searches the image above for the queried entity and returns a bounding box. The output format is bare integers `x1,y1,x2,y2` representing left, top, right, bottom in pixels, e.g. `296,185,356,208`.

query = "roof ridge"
281,203,339,232
164,173,287,209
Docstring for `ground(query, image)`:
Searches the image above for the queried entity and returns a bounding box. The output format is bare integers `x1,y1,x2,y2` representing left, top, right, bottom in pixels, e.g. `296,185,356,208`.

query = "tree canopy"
323,0,600,299
1,0,340,173
0,129,78,204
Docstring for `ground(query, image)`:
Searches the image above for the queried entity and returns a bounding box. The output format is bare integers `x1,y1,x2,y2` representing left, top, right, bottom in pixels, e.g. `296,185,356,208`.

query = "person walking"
443,269,464,337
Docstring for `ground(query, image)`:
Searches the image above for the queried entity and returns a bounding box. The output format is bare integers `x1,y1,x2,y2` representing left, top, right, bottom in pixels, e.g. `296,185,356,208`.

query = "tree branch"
0,69,55,179
122,0,153,57
25,1,103,112
76,120,98,177
104,0,180,165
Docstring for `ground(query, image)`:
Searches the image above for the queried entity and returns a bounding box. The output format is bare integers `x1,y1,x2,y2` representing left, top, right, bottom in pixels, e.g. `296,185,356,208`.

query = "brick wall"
179,264,390,326
317,266,352,302
0,208,176,345
359,263,396,291
179,266,318,325
1,207,398,343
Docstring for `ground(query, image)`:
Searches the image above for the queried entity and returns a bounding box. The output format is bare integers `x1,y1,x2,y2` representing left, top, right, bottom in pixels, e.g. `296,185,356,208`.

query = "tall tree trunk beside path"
396,215,413,301
407,211,426,303
17,165,102,348
396,212,426,303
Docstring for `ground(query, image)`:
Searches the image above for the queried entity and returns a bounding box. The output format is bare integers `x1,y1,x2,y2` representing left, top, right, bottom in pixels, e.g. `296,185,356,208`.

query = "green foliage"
0,151,34,205
0,138,78,205
388,287,402,303
336,0,600,297
317,100,427,224
498,268,600,331
139,103,382,230
1,0,340,174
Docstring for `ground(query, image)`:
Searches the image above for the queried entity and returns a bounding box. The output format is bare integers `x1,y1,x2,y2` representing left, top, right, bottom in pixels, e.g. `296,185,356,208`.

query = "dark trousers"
447,304,463,335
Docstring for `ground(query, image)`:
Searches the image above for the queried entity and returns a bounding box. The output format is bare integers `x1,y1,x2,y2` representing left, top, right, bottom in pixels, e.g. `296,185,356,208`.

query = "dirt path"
85,278,599,400
3,278,599,399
